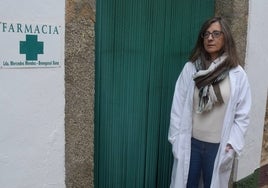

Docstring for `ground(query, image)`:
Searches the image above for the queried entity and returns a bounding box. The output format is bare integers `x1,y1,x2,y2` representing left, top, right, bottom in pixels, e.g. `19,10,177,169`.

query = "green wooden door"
95,1,214,187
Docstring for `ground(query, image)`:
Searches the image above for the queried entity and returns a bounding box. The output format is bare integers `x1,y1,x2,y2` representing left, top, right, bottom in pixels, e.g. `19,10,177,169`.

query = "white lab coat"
168,62,251,188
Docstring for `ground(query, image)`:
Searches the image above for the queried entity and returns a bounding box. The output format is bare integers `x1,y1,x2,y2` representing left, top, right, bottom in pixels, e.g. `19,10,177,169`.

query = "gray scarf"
193,54,229,113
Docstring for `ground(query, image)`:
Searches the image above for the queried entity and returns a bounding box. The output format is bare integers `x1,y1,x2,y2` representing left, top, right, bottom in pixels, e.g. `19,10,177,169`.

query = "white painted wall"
234,0,268,181
0,1,65,188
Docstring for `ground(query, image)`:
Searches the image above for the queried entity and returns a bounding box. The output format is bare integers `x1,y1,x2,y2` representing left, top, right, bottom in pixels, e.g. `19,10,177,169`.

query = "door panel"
95,1,214,187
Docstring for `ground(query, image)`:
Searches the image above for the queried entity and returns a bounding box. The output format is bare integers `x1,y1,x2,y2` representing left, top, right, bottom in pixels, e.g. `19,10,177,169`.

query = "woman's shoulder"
183,61,196,71
230,65,247,75
230,65,249,83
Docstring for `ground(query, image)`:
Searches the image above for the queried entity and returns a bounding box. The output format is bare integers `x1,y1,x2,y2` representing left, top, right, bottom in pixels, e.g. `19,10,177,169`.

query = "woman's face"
203,22,224,60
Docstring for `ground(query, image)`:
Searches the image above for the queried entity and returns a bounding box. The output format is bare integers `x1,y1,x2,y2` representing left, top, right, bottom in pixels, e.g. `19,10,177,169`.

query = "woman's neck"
210,55,218,61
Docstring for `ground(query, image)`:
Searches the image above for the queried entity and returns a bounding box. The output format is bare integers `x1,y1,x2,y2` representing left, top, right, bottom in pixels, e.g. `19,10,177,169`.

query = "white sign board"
0,21,63,68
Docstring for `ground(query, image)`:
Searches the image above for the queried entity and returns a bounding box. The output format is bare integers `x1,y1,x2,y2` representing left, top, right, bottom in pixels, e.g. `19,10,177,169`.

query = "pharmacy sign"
0,21,63,68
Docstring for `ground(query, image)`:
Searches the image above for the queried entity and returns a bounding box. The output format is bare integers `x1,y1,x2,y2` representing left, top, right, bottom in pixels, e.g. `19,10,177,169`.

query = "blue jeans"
187,137,220,188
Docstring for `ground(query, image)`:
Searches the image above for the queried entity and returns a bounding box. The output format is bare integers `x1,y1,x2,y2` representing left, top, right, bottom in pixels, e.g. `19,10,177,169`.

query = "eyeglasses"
201,31,223,39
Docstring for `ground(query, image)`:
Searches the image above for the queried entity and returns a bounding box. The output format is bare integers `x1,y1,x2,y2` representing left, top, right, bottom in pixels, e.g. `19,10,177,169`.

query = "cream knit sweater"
192,76,230,143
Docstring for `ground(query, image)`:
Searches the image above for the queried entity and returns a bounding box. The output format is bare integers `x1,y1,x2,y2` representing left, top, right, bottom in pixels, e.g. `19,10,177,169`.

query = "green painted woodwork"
95,1,214,187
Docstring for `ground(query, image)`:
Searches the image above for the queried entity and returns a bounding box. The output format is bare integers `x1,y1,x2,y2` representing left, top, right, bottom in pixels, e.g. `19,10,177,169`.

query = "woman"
168,17,251,188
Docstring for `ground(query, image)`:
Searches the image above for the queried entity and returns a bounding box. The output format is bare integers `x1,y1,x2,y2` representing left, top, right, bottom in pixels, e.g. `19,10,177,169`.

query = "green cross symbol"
20,34,44,61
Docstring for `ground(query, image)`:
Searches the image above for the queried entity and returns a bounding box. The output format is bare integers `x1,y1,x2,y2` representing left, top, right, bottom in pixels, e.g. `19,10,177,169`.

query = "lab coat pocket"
219,149,235,172
172,135,180,159
172,133,185,159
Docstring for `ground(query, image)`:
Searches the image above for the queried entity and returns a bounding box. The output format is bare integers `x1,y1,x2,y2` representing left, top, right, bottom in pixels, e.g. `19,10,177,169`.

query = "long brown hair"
189,17,239,68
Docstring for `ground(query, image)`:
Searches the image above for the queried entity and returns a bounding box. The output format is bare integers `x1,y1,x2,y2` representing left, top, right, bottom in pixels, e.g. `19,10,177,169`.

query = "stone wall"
261,95,268,166
215,0,248,66
65,0,95,187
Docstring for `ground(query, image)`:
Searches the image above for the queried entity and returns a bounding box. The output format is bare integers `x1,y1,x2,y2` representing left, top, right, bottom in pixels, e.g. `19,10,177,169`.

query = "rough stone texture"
261,96,268,166
215,0,248,67
65,0,95,187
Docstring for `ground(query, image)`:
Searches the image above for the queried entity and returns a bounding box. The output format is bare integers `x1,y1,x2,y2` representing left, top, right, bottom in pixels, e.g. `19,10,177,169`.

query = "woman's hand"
225,144,233,152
